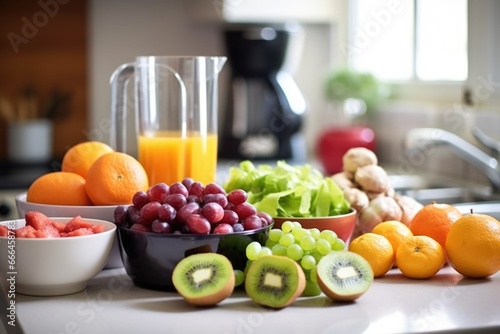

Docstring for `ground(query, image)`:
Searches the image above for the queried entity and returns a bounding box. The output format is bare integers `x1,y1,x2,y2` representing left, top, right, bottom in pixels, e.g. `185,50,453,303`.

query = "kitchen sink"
389,173,500,205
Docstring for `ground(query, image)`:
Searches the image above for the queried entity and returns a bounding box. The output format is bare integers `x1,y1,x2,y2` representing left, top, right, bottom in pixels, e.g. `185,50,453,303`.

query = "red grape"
114,205,128,226
243,214,263,230
233,202,257,221
127,205,140,223
177,202,201,224
213,223,234,234
182,177,194,189
188,181,204,198
164,193,187,210
170,182,189,197
232,223,244,232
139,201,162,226
158,203,176,222
187,214,211,234
130,223,151,232
151,219,171,233
202,193,228,208
201,202,224,223
257,211,273,227
132,191,148,209
227,189,248,205
204,182,226,195
148,182,170,203
220,210,239,225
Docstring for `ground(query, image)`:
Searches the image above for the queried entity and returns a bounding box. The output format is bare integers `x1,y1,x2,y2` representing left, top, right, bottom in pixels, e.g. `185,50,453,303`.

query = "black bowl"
116,225,272,291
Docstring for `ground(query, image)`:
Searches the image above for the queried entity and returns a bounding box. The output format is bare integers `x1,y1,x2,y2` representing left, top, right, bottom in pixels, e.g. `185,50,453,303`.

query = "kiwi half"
316,251,374,301
245,255,305,309
172,253,235,306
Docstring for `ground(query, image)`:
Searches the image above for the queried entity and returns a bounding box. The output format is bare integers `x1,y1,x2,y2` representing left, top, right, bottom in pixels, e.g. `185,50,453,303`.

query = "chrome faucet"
404,127,500,190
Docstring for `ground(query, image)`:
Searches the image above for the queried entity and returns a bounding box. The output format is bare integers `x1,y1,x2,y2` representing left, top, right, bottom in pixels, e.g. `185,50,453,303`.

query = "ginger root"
342,147,378,174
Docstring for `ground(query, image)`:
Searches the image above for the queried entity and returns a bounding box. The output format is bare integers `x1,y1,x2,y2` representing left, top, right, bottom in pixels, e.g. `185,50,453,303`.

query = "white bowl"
0,218,116,296
15,192,122,269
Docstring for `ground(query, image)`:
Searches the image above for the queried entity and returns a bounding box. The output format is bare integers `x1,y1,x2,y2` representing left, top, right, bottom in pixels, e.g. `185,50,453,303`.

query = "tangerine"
348,233,394,277
27,172,93,206
445,212,500,278
408,202,462,250
396,235,445,279
85,152,149,205
372,220,413,253
62,141,114,178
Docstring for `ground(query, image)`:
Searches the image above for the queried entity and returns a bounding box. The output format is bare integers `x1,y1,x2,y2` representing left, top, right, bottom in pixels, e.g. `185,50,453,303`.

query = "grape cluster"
113,178,273,235
245,221,346,295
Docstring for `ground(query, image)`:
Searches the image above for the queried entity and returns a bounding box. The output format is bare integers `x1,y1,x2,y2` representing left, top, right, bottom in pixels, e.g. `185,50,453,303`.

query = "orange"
348,233,394,277
396,235,445,279
62,141,114,178
445,212,500,278
372,220,413,253
85,152,149,205
27,171,93,206
408,202,462,250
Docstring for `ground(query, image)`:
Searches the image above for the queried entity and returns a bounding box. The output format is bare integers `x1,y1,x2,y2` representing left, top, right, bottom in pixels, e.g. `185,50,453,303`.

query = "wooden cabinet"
0,0,88,161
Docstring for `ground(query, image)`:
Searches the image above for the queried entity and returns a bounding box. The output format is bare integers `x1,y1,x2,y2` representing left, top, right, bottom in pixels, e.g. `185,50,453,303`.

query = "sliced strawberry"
35,224,61,238
0,225,8,237
15,225,37,238
63,227,94,237
64,216,94,233
25,211,52,230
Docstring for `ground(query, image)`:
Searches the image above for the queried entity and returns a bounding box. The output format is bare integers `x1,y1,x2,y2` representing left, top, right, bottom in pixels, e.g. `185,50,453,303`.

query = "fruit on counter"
26,141,149,206
0,211,105,238
408,202,462,250
395,235,446,279
223,160,351,218
445,211,500,278
316,251,374,301
331,147,423,237
85,152,149,206
172,253,235,306
371,220,413,255
244,255,306,309
27,171,93,206
348,233,394,277
114,179,272,234
244,221,346,297
61,141,114,178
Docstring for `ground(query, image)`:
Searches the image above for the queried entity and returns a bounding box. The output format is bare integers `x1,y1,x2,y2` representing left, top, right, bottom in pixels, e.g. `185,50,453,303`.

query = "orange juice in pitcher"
138,132,218,186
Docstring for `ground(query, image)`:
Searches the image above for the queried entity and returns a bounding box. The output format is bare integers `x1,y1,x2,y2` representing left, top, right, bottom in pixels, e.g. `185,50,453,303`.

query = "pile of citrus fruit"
27,141,149,206
349,202,500,279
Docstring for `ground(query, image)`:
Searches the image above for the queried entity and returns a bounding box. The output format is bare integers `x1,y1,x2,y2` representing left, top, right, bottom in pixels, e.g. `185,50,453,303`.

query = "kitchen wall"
88,0,340,159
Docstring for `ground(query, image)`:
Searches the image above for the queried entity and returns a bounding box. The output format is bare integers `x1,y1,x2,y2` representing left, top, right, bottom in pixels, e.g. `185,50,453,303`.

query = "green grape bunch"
244,221,346,296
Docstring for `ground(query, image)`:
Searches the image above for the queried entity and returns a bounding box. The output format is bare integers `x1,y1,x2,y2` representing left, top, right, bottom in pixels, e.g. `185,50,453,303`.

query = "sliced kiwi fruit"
172,253,235,306
245,255,306,309
316,251,374,301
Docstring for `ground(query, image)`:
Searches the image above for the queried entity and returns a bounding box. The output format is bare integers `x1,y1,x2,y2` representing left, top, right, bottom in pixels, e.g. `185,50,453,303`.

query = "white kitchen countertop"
1,265,500,334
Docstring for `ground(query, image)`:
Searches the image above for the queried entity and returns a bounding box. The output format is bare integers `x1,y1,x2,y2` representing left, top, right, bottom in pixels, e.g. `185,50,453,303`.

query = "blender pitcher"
110,56,226,186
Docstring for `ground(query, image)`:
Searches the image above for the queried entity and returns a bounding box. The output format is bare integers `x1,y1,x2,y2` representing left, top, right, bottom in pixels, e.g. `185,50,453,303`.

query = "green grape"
310,250,323,263
331,238,346,251
319,230,338,245
279,233,295,247
291,227,309,240
246,241,262,261
268,229,283,242
300,254,316,270
257,246,273,259
299,235,316,251
309,228,321,239
281,221,295,233
292,221,303,229
265,239,277,248
286,243,304,261
316,238,332,255
234,269,245,286
271,243,287,256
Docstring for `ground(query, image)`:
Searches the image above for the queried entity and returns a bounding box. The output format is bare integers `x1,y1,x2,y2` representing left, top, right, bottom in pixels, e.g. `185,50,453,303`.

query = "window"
348,0,468,82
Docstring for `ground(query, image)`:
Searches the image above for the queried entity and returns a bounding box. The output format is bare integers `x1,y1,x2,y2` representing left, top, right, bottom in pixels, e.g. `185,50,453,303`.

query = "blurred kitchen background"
1,0,500,217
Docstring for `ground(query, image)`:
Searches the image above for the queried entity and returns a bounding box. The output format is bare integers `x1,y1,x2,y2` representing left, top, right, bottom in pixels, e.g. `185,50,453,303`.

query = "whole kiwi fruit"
316,251,374,301
172,253,235,306
245,255,306,309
